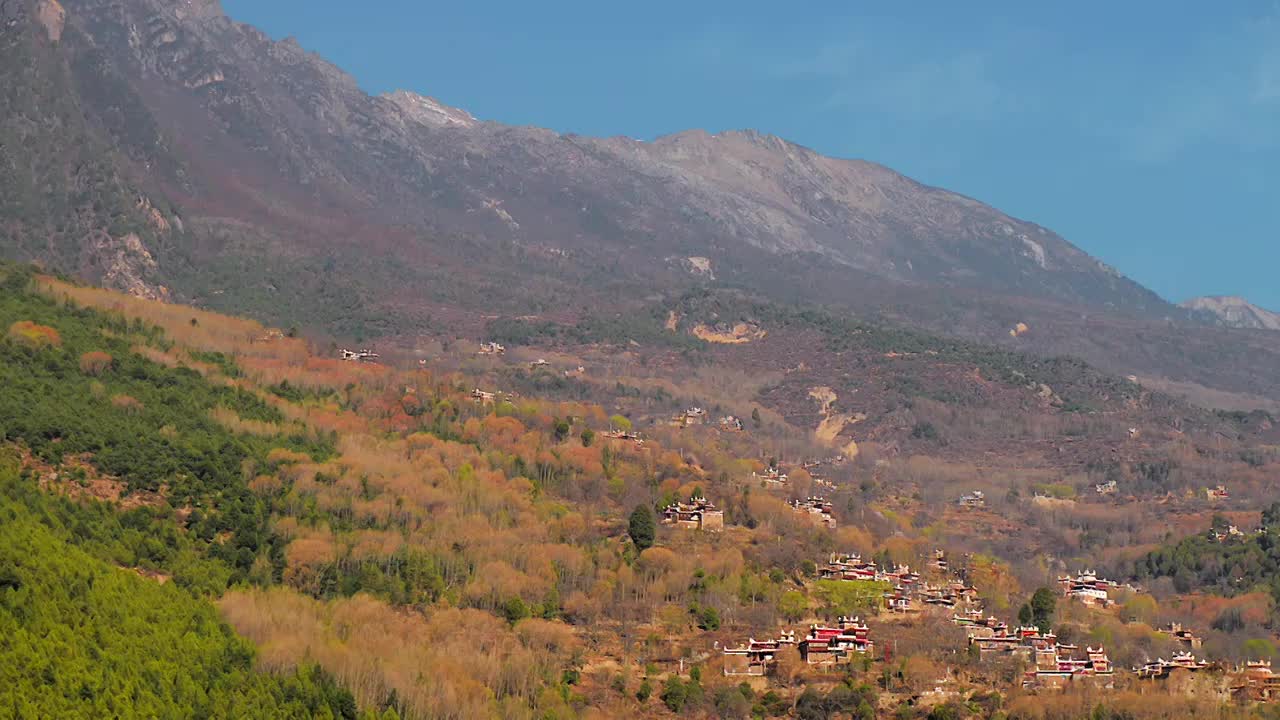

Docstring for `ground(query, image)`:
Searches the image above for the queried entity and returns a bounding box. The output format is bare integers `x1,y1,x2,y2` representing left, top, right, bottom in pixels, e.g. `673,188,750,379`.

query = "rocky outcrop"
383,90,477,129
34,0,62,42
1181,296,1280,331
79,231,169,301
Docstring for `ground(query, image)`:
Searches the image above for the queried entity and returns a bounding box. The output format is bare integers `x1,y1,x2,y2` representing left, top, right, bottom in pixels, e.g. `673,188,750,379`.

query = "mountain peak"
1180,296,1280,331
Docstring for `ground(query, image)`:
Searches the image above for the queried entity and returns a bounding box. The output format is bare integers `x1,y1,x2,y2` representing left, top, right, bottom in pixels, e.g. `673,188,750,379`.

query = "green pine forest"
0,264,392,719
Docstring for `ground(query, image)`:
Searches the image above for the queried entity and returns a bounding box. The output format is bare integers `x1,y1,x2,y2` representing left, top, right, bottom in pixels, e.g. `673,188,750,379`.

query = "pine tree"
628,505,656,551
1017,603,1033,626
1030,587,1057,632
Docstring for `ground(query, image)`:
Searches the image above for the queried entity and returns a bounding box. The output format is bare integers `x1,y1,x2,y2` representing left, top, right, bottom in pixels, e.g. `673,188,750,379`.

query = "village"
712,540,1280,702
328,336,1280,713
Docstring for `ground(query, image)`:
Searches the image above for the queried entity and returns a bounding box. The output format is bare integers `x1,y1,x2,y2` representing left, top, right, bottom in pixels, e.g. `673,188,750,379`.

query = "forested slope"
4,262,1280,718
0,462,368,719
0,263,394,719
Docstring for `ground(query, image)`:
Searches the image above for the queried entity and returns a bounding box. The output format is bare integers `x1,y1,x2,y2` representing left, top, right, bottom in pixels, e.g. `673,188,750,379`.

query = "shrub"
79,351,113,376
693,604,721,631
7,320,61,348
661,677,689,712
110,394,143,413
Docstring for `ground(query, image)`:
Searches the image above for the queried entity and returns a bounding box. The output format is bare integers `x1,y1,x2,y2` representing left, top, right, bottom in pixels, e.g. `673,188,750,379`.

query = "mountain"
3,0,1280,408
1180,296,1280,332
2,0,1160,309
6,4,1280,712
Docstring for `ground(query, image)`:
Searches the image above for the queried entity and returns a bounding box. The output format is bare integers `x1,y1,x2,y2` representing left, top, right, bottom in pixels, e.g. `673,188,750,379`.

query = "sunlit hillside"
3,265,1280,719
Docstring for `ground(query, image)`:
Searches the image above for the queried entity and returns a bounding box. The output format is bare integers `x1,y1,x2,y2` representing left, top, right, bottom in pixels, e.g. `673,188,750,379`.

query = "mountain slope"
3,0,1280,407
1181,296,1280,332
4,0,1159,313
0,0,178,298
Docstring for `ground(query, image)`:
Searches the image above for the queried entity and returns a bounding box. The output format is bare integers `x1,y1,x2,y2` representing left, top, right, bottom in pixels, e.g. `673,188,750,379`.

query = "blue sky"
223,0,1280,309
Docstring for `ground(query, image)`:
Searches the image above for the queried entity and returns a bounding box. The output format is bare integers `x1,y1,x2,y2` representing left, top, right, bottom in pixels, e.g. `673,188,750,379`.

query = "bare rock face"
383,91,477,129
80,231,170,301
34,0,63,42
1181,296,1280,331
171,0,222,22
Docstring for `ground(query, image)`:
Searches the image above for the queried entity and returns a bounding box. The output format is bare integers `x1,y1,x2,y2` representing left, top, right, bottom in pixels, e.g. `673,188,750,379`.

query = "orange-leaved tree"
79,351,113,376
8,320,61,348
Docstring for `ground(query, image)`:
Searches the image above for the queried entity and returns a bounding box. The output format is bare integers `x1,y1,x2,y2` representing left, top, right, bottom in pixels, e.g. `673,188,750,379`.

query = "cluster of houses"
1024,645,1116,689
601,429,644,446
1207,485,1231,501
818,552,979,615
723,549,982,678
664,407,746,431
339,348,379,362
718,546,1280,701
789,497,837,529
718,415,745,432
930,549,951,574
953,572,1280,693
917,581,981,610
800,456,845,478
661,495,725,531
1233,661,1280,702
477,341,505,355
798,617,875,666
955,610,1117,688
962,609,1279,694
1057,570,1118,608
1095,479,1118,495
753,467,789,486
670,407,707,428
1135,652,1211,679
472,388,521,405
722,632,796,676
958,491,987,509
1055,570,1143,608
747,458,843,494
723,617,875,676
1210,524,1249,543
799,457,845,490
1158,622,1203,649
819,552,899,583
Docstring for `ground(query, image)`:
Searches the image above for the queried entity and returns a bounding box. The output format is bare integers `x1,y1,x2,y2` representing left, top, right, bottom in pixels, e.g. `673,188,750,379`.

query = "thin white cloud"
1252,8,1280,102
682,10,1278,159
1126,9,1280,162
767,39,1012,122
1254,47,1280,102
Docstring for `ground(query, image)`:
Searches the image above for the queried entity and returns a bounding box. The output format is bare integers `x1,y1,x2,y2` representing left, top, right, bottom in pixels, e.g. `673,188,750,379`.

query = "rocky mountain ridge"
3,0,1280,406
25,0,1163,312
1181,296,1280,332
